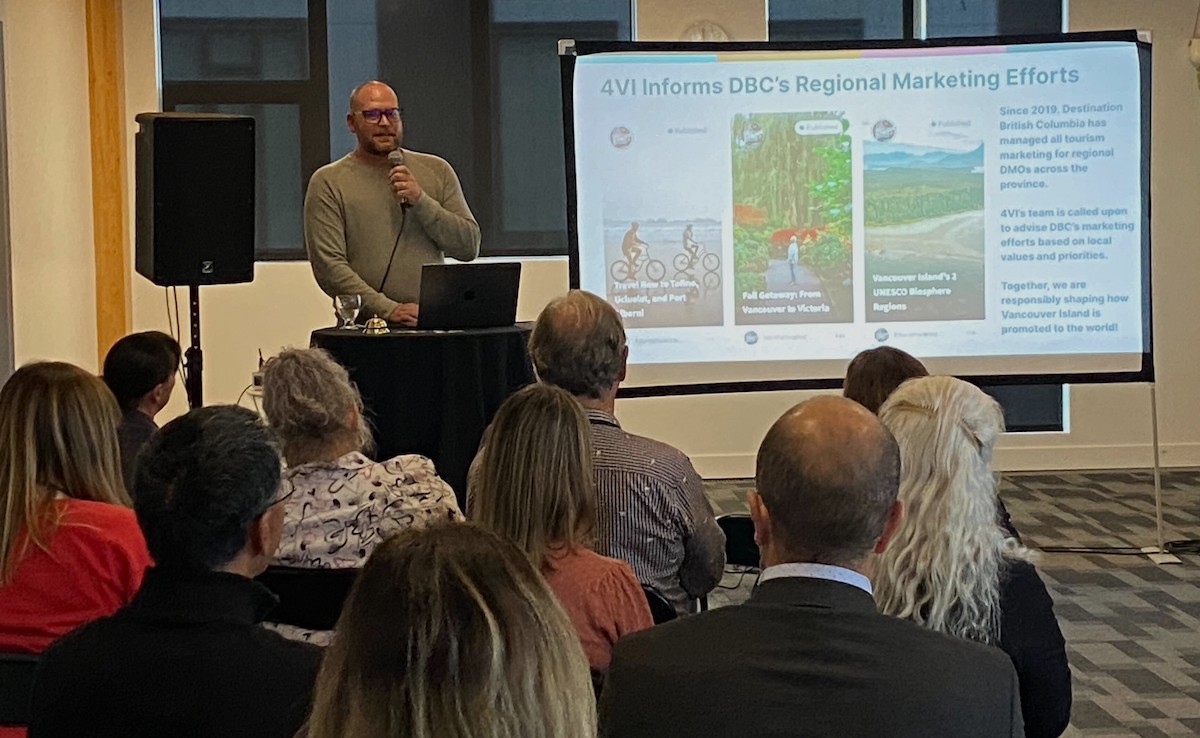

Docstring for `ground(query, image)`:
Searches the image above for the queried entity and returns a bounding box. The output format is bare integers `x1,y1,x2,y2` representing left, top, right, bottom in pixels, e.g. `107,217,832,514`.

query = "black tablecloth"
310,324,535,508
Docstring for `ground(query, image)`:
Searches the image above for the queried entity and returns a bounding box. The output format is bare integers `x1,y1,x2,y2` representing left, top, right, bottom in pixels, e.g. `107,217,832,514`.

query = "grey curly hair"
529,290,626,399
261,348,372,463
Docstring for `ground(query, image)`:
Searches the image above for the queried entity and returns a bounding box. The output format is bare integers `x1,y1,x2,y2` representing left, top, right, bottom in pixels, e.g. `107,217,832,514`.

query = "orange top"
542,546,654,671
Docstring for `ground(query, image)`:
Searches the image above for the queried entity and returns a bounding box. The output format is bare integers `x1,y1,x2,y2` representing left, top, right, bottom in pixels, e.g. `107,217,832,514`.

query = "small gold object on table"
363,316,389,335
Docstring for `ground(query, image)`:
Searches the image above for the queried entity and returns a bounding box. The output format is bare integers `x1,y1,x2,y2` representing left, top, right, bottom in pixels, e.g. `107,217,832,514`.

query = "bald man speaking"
304,81,481,326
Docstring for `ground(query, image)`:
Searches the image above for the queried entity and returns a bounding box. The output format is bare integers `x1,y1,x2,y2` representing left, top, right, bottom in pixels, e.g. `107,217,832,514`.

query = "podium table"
310,324,535,508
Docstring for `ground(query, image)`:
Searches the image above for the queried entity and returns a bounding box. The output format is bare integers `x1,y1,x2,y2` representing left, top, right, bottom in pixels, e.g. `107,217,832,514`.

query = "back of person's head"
134,405,283,573
0,362,127,582
102,331,182,414
261,347,370,462
842,346,928,414
754,395,900,567
471,383,594,570
529,290,626,399
874,376,1014,645
308,522,596,738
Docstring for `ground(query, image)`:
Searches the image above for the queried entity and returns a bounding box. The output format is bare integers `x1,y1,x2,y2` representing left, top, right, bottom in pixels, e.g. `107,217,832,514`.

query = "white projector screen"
562,33,1152,394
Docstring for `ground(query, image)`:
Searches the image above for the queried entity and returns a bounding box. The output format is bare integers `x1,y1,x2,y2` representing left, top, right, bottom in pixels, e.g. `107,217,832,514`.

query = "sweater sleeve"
606,560,655,640
1000,560,1071,738
408,159,481,262
304,170,401,319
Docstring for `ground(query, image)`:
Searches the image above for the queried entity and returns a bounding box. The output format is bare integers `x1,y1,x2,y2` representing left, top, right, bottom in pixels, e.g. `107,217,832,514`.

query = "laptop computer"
416,262,521,330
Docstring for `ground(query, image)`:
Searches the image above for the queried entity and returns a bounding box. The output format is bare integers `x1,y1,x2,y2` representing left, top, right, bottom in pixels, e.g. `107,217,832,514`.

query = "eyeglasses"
359,107,402,123
257,482,294,518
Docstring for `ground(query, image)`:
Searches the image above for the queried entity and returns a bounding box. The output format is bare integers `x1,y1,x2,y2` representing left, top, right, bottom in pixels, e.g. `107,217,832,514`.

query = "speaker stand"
184,284,203,409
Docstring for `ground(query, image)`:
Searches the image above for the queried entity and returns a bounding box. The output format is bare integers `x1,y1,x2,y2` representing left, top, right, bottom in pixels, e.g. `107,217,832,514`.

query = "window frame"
160,0,330,262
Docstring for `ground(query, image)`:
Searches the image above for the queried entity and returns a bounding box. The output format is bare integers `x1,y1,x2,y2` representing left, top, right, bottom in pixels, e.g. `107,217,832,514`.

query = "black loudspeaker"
135,113,255,286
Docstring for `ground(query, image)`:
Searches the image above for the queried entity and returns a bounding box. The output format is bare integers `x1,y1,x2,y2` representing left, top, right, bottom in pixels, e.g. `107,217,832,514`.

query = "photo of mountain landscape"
863,138,986,322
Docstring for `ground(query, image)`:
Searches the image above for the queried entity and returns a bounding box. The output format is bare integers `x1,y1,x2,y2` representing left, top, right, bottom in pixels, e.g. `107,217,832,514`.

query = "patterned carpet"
704,470,1200,738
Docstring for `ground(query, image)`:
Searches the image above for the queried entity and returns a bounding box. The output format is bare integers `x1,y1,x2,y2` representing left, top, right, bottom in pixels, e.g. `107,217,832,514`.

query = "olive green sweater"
303,149,481,318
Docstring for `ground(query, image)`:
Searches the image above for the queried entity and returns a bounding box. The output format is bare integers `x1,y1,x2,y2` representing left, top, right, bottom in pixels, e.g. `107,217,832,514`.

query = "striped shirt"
585,410,725,614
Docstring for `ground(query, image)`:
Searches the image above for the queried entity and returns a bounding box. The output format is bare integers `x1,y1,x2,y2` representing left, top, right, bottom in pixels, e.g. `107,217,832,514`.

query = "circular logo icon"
872,119,896,142
610,127,632,148
744,331,759,345
874,328,890,343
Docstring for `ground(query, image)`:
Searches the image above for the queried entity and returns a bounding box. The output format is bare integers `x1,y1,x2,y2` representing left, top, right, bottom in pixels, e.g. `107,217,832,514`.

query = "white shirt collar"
758,562,873,595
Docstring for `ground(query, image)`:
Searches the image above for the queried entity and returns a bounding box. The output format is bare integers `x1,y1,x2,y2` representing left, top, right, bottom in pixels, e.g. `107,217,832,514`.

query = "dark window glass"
924,0,1064,37
174,103,303,254
769,1,907,41
160,0,309,81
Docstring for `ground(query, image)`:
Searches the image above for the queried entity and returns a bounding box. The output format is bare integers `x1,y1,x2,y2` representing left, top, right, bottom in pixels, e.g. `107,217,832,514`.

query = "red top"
0,498,151,654
542,546,654,671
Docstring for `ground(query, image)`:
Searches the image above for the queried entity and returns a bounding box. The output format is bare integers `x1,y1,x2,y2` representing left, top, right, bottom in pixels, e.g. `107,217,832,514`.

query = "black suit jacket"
29,568,322,738
600,576,1024,738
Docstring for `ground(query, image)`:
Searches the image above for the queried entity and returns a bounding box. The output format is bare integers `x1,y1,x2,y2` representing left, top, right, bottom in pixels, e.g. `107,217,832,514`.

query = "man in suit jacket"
599,396,1025,738
29,407,321,738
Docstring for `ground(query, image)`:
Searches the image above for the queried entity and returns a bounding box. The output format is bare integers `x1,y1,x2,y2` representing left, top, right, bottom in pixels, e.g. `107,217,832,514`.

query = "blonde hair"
873,376,1025,645
307,522,596,738
261,348,371,463
471,383,595,571
0,362,129,583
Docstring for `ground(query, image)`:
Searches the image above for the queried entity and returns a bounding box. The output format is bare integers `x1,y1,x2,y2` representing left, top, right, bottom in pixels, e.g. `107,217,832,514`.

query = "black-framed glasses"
359,107,402,123
258,482,294,518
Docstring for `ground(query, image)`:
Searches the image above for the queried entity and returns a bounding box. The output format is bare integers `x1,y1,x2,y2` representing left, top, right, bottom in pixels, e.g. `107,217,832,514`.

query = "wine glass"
335,294,362,329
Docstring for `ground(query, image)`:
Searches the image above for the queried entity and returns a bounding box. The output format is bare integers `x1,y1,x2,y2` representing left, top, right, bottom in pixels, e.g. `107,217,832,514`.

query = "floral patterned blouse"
269,451,462,644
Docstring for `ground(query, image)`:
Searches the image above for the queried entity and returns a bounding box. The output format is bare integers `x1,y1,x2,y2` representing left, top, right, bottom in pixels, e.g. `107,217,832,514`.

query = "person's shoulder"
592,421,697,479
615,602,740,657
252,622,325,670
879,614,1015,676
36,604,125,672
60,499,142,542
568,548,640,583
382,453,440,476
402,148,453,172
308,154,357,184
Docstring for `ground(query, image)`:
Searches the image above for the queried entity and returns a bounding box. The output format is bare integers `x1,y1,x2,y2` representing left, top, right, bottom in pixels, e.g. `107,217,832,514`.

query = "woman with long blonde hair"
873,376,1070,738
0,362,152,657
306,522,596,738
471,383,652,671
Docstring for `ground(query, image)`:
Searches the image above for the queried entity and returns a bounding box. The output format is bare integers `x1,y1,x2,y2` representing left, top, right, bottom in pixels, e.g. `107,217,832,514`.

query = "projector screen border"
562,31,1154,399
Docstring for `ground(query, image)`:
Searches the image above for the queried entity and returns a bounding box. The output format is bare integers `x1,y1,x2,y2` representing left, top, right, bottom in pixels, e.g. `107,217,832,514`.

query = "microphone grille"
387,149,404,166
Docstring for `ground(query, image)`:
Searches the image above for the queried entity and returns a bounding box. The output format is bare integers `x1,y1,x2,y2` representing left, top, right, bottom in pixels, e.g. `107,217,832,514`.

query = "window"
924,0,1065,38
769,1,908,41
769,0,1065,42
767,0,1069,430
160,0,328,260
160,0,630,259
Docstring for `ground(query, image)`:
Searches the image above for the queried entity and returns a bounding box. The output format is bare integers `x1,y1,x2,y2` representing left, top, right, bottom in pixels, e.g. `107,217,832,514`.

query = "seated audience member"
261,348,461,641
29,406,321,738
875,376,1070,738
843,346,1018,538
600,396,1023,738
842,345,928,414
0,362,150,657
101,331,182,492
513,289,724,614
305,522,596,738
472,383,652,671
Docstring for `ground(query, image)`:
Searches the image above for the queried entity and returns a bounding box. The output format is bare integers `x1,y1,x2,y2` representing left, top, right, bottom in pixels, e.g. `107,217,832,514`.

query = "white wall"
2,0,98,369
6,0,1198,477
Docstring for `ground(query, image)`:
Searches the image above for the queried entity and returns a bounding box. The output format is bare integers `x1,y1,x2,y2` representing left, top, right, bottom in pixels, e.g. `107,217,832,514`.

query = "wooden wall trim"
86,0,130,365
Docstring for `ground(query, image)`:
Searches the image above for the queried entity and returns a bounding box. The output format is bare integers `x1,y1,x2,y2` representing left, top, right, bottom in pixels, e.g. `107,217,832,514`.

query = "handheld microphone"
379,148,410,294
387,149,411,209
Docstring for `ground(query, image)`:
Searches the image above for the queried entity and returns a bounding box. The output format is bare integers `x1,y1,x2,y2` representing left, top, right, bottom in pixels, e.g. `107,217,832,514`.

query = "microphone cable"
378,204,407,293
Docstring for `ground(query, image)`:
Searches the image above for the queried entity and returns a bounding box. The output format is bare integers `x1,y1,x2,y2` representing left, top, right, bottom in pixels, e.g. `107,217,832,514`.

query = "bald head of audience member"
529,290,628,405
751,396,903,573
